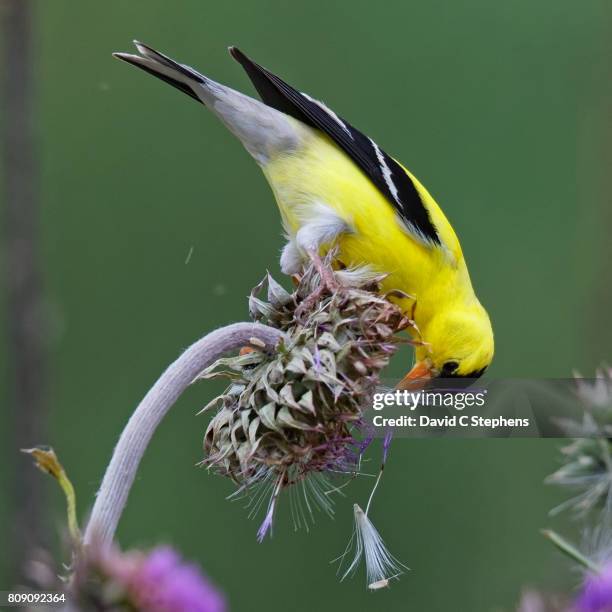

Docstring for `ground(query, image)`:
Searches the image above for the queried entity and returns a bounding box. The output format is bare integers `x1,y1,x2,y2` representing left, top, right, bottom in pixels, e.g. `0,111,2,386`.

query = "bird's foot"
293,250,338,322
306,249,338,291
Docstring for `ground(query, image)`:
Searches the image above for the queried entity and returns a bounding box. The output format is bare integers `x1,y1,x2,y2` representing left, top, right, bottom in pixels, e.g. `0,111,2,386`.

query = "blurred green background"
1,0,610,610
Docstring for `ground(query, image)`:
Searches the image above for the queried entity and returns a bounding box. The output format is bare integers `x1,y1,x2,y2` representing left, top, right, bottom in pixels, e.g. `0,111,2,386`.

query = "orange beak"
396,360,434,390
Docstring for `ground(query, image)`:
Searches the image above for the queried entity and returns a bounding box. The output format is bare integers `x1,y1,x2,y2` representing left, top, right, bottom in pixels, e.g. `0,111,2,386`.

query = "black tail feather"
113,52,201,102
113,41,208,104
133,41,206,84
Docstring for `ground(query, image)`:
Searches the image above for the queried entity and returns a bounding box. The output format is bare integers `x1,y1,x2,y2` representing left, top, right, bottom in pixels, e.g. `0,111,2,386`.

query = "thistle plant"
538,367,612,612
199,258,411,543
22,447,226,612
83,322,285,547
547,368,612,517
541,527,612,612
21,254,412,606
71,545,226,612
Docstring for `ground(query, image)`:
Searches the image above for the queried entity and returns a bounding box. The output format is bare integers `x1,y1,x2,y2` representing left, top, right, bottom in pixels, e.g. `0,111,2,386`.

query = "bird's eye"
440,361,459,376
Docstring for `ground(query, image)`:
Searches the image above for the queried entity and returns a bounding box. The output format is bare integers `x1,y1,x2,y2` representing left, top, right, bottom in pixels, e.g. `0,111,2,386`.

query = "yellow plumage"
264,125,493,377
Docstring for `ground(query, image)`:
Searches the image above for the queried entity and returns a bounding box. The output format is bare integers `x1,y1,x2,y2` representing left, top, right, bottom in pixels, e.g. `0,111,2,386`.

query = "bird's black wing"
230,47,441,246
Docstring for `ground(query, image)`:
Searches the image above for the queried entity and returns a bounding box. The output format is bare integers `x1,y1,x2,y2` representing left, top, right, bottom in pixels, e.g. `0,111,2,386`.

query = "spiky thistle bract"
547,368,612,517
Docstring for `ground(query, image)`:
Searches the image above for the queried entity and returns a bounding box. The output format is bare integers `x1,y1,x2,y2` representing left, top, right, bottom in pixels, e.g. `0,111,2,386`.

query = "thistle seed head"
198,256,411,537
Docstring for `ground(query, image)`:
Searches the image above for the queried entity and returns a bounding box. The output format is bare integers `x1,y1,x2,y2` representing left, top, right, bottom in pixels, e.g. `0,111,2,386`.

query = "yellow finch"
113,42,494,382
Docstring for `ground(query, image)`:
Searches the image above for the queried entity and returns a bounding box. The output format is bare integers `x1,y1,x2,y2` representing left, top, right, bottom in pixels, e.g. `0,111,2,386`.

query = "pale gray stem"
84,322,284,548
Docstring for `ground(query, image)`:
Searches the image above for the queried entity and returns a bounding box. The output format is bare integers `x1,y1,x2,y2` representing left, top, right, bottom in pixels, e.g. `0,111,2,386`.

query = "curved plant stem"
84,322,284,548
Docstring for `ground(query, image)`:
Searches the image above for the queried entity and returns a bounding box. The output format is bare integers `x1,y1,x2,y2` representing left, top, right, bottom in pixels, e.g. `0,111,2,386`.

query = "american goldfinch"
113,42,494,383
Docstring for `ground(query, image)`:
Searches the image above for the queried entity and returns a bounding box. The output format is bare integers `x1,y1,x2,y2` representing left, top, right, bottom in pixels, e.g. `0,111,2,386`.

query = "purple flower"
79,545,227,612
576,564,612,612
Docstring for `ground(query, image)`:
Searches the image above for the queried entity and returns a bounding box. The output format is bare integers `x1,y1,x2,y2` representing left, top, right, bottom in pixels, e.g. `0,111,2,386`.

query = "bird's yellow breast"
262,126,477,329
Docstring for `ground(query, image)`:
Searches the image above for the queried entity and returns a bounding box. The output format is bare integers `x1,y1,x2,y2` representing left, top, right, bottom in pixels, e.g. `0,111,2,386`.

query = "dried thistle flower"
547,368,612,517
19,257,411,597
199,255,411,541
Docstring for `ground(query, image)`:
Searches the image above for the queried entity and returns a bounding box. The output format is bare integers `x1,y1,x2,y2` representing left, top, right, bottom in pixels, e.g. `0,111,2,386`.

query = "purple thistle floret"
313,344,322,372
356,429,374,455
257,506,275,543
76,544,226,612
382,430,393,463
576,564,612,612
124,547,226,612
